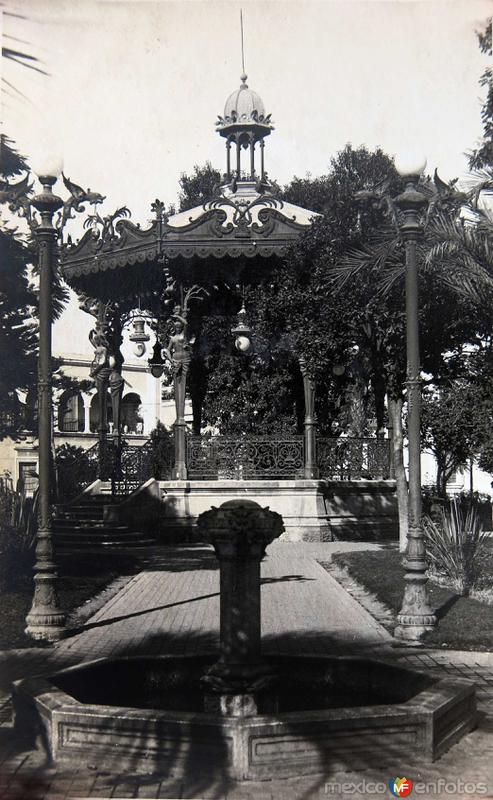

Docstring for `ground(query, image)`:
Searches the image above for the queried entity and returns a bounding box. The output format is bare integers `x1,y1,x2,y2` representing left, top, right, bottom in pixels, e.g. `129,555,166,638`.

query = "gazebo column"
172,349,189,480
226,139,232,179
249,135,255,179
299,356,319,479
260,140,265,180
236,136,241,178
109,366,125,480
83,394,91,434
95,373,110,479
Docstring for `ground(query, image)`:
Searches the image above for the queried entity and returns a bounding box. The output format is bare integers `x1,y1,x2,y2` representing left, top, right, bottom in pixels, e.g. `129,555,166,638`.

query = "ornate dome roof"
223,74,267,123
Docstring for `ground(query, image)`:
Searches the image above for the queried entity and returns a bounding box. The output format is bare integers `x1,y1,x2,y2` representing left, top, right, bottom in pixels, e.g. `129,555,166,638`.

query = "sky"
1,0,492,355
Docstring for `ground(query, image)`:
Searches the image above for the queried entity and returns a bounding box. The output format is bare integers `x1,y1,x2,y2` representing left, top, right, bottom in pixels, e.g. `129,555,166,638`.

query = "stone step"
53,490,153,550
54,528,153,543
56,536,155,548
57,506,107,518
53,524,136,535
53,517,128,531
57,516,106,525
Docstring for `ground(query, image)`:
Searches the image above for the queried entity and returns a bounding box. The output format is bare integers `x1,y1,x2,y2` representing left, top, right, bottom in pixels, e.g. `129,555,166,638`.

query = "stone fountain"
14,500,476,781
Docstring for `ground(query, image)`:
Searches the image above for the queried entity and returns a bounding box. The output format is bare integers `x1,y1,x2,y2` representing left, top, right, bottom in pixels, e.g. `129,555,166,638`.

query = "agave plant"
422,497,489,596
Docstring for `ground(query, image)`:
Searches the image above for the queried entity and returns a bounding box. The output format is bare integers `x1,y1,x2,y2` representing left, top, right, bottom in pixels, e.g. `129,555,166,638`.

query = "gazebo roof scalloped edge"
60,185,319,281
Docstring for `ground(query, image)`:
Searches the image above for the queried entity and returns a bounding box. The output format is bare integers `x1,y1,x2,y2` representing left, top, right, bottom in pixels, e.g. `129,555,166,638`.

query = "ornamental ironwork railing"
56,436,175,501
186,434,305,480
317,437,390,480
56,442,101,501
112,437,174,495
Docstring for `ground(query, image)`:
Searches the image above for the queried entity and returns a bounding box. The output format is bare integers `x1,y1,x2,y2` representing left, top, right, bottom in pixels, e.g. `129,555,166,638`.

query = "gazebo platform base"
158,479,398,542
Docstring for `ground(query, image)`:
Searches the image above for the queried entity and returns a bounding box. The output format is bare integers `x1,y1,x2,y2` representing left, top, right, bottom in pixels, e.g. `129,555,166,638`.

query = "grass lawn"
0,549,138,650
329,545,493,651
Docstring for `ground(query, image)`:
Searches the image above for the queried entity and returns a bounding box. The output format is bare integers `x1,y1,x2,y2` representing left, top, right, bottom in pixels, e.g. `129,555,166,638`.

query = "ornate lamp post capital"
395,179,428,241
31,175,63,231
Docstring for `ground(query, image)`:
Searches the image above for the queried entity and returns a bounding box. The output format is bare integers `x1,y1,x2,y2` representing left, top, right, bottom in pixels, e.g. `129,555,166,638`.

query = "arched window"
121,393,143,434
58,391,84,432
89,393,113,433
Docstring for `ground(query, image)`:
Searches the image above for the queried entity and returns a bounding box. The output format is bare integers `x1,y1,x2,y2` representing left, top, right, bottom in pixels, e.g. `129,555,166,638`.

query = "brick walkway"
0,542,492,799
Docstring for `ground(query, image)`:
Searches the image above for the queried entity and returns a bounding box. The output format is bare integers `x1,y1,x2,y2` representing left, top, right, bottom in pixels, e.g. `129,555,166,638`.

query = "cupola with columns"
216,73,274,184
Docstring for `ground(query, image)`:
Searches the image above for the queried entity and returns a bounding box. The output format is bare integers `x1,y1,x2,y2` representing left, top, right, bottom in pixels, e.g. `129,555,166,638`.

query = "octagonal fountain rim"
13,653,476,781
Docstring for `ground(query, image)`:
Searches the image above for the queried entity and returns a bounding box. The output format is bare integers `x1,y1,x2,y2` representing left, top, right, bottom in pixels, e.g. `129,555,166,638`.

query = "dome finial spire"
240,9,247,85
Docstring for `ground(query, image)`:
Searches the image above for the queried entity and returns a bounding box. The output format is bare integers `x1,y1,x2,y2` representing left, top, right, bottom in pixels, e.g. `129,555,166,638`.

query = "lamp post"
299,357,319,479
393,153,436,644
25,164,66,642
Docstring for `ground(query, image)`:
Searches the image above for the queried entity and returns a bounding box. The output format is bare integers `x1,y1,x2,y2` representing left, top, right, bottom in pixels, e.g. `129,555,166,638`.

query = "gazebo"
59,73,394,542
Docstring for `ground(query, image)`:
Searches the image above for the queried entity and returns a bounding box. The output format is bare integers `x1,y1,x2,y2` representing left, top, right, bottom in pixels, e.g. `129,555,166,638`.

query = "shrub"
423,498,489,595
55,443,95,501
0,525,35,591
0,472,16,528
147,421,174,479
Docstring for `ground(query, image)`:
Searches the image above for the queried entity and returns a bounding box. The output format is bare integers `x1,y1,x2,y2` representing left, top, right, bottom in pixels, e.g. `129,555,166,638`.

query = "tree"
469,18,493,170
0,136,77,439
421,384,480,496
178,162,222,212
0,137,38,436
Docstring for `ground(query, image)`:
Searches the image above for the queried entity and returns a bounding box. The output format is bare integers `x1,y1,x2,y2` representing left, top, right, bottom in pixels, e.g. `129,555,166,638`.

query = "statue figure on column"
163,305,195,423
80,295,125,477
159,284,207,480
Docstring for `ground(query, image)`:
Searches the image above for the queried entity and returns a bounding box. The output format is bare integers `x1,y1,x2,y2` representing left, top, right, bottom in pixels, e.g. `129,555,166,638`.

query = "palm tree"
1,9,48,105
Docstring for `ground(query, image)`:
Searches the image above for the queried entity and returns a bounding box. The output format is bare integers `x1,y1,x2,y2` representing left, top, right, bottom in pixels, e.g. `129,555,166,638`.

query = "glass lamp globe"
31,153,64,180
394,150,427,177
235,335,252,353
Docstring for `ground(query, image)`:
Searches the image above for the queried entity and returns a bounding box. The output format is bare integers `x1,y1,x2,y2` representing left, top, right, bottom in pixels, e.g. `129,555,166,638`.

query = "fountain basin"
13,654,475,781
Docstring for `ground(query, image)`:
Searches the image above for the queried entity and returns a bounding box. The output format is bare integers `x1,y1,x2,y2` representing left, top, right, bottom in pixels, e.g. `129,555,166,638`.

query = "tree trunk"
436,461,444,497
388,396,408,553
191,391,203,436
372,374,387,435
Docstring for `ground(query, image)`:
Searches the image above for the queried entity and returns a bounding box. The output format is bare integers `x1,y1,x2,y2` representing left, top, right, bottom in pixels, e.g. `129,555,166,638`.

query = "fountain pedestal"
197,499,284,715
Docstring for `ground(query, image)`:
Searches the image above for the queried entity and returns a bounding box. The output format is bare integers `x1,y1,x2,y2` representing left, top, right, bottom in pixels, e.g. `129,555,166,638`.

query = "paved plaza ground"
0,542,492,799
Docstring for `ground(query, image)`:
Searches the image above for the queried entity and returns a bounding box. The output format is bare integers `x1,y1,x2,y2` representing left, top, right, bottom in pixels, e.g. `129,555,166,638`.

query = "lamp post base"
394,618,436,645
26,571,66,642
25,619,66,643
395,585,436,644
26,605,66,642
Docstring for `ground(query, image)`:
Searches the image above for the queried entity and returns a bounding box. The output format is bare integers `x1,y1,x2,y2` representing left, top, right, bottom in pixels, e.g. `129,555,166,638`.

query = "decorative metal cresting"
0,163,105,642
0,172,106,239
187,435,305,480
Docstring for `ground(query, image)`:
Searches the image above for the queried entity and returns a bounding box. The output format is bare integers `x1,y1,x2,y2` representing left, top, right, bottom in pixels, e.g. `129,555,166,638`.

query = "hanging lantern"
129,317,150,357
231,302,253,353
148,339,164,378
